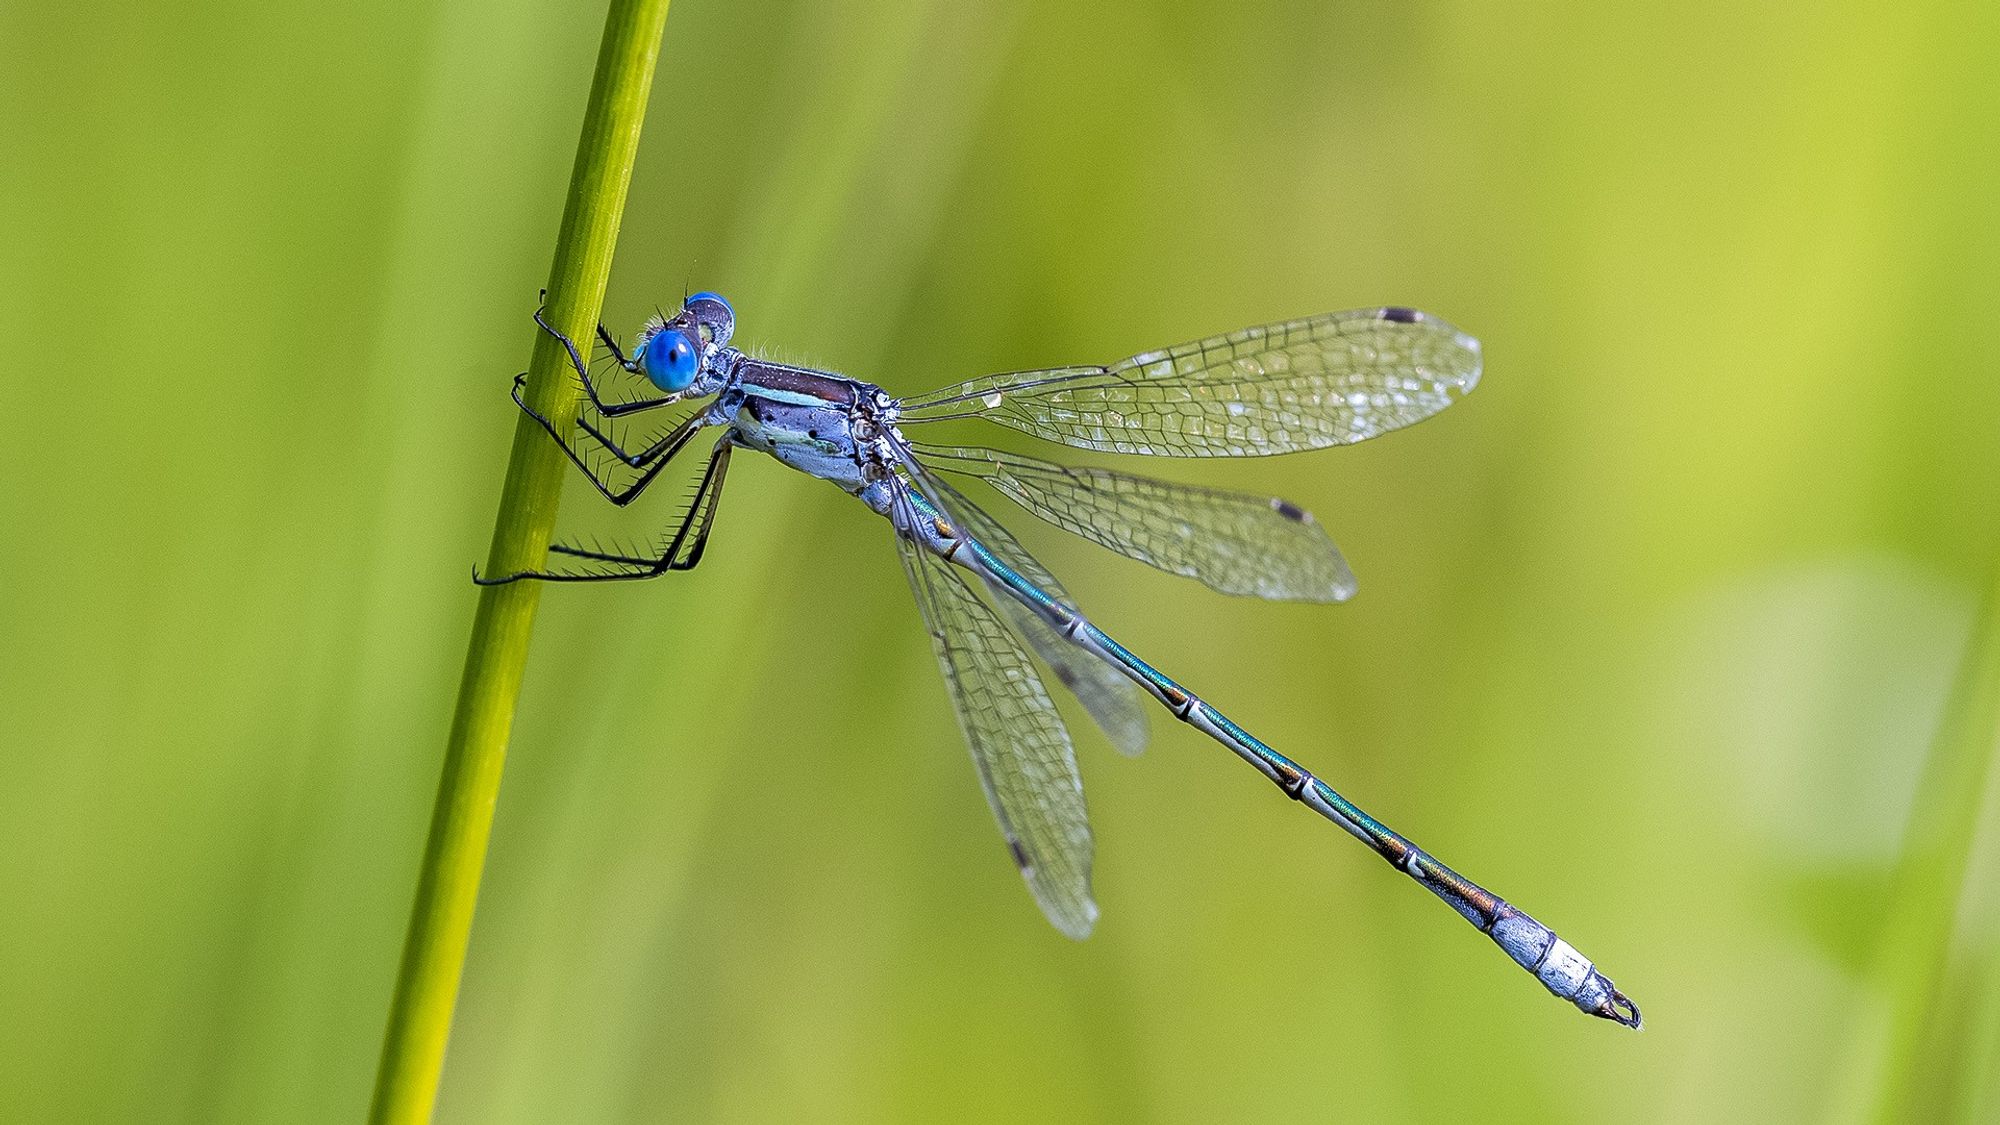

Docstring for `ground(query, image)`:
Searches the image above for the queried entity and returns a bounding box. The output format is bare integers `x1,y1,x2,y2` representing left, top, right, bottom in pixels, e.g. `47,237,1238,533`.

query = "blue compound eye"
683,290,735,348
641,328,700,392
685,290,731,319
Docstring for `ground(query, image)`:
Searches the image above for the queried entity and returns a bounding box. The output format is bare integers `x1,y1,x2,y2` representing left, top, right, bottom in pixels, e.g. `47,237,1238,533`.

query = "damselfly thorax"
715,358,895,494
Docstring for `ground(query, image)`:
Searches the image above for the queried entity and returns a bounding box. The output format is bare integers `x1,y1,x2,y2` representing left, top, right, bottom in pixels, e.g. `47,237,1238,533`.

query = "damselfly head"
632,291,735,395
683,290,734,349
624,288,736,394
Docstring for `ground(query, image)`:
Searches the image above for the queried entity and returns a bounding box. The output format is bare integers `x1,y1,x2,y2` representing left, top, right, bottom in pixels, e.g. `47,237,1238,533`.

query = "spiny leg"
572,407,690,470
594,323,632,367
655,436,731,571
475,438,734,585
549,438,733,574
533,306,678,419
509,373,708,506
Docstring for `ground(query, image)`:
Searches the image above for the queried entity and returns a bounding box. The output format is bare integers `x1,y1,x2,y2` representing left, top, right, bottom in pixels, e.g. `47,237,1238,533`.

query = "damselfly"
480,292,1640,1028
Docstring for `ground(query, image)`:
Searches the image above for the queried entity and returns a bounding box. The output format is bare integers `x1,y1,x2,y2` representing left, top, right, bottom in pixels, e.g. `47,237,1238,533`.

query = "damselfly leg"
508,372,710,506
511,304,719,506
532,305,681,420
475,438,733,585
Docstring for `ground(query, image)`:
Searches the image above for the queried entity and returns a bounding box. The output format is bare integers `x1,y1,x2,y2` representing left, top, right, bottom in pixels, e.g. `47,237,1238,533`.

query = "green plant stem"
368,2,672,1121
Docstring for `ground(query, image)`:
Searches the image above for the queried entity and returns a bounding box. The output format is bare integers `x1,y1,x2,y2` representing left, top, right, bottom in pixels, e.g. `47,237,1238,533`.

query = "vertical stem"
369,2,672,1121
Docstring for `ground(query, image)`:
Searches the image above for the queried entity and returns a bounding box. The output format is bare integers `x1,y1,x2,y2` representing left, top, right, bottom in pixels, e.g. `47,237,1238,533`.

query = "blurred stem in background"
1958,945,2000,1120
1846,557,2000,1123
367,1,673,1121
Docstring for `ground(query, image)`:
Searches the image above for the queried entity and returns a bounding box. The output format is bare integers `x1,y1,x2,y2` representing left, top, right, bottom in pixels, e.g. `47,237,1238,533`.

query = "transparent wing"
892,492,1099,938
916,444,1357,602
907,462,1148,756
897,307,1480,457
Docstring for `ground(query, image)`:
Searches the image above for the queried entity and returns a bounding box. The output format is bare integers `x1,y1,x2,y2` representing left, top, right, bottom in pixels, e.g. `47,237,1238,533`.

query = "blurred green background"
5,0,1999,1120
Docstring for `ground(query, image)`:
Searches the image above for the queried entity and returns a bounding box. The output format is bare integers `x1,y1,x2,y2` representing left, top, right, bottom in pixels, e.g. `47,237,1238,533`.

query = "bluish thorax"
634,291,737,394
